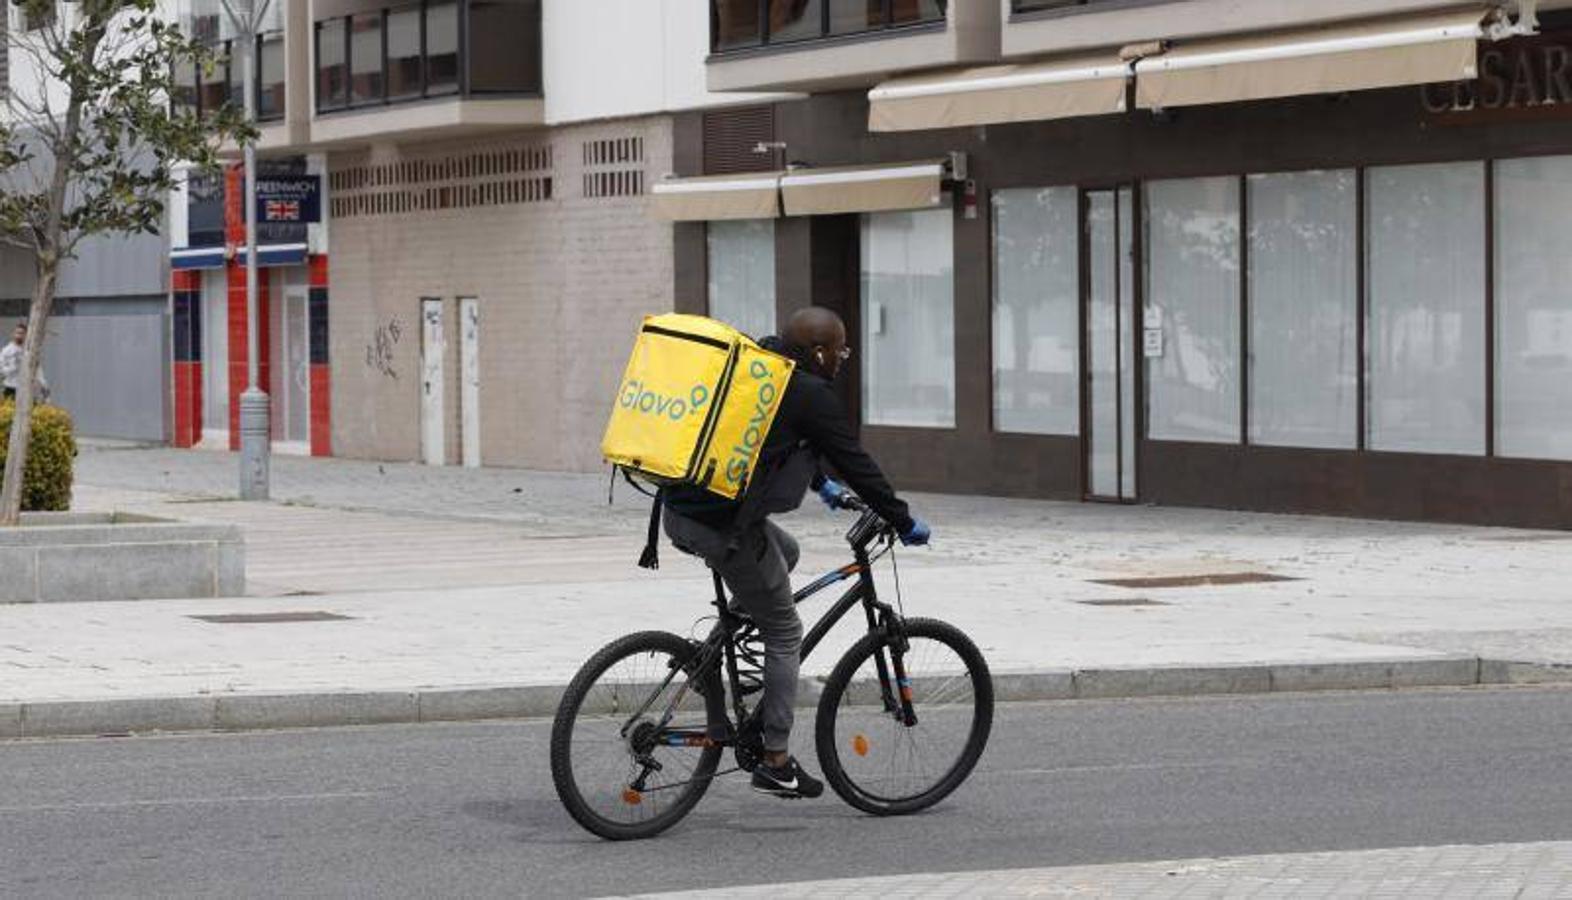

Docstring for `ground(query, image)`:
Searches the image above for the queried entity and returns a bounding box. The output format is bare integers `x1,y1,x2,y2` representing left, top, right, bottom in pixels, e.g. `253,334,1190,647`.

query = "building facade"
661,0,1572,530
160,0,788,467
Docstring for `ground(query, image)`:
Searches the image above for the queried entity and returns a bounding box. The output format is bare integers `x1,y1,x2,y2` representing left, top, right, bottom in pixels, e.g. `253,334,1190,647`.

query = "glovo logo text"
620,381,710,422
724,360,781,486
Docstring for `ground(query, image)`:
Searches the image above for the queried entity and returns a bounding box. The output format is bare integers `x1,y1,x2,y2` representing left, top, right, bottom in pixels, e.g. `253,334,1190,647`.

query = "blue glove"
899,517,931,547
817,478,851,510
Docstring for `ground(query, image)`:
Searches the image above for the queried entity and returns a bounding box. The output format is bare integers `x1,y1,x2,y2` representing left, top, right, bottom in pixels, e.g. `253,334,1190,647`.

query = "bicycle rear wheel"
815,617,993,816
550,631,722,840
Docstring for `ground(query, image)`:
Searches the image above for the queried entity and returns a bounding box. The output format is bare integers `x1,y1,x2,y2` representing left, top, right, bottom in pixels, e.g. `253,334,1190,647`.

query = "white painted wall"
543,0,795,125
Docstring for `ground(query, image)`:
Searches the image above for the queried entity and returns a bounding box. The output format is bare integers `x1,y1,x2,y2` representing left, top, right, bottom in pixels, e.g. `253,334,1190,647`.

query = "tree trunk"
0,265,59,526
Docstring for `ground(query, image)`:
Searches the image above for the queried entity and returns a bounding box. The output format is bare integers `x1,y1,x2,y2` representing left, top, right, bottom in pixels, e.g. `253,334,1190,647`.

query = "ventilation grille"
581,136,645,199
330,145,553,219
703,105,777,175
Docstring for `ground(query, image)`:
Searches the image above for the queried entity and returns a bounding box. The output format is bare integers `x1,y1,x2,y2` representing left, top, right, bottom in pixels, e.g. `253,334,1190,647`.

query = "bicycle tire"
815,617,993,816
550,630,723,840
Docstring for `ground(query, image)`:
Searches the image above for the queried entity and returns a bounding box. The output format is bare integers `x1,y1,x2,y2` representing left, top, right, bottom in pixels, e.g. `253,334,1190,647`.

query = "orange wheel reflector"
852,734,870,757
621,788,643,806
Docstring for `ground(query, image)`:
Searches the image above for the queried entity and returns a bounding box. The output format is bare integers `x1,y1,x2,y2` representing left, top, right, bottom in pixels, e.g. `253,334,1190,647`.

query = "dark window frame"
313,0,540,115
708,0,947,55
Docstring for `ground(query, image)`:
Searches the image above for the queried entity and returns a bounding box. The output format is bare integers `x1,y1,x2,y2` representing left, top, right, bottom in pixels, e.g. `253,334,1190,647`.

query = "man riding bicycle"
662,305,931,800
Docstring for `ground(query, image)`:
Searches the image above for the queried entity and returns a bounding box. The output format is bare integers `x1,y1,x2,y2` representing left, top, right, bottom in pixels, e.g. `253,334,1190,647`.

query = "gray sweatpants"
664,510,801,753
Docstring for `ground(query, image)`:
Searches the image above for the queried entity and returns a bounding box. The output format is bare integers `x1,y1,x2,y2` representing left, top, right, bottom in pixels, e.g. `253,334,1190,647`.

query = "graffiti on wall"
366,316,404,380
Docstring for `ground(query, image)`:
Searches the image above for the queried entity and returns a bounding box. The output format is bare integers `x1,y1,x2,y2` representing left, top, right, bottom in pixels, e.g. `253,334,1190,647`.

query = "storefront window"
425,0,460,95
350,12,384,105
707,220,777,340
1495,155,1572,461
1247,170,1358,449
1366,162,1486,455
1145,177,1241,443
992,186,1078,435
862,208,956,428
386,5,423,101
316,18,348,109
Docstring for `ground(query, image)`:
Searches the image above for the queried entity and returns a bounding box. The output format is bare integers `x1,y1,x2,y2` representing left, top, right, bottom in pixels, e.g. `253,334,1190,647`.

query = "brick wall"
327,114,676,471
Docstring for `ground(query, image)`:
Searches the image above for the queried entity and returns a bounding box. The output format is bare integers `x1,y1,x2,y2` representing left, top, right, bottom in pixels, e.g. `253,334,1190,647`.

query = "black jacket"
664,343,913,535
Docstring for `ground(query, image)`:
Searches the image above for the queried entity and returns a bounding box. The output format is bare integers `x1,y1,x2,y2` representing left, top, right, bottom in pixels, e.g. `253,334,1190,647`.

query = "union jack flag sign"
264,199,301,222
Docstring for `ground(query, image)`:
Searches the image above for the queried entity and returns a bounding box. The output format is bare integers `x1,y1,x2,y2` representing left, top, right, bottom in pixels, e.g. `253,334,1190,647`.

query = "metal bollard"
239,387,271,500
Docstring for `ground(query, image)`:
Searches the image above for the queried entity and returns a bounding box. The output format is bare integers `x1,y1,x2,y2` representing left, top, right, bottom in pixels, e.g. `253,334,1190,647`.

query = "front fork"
861,560,918,728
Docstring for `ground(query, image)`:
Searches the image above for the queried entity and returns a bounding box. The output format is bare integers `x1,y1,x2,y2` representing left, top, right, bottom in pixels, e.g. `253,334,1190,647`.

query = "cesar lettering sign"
254,175,322,223
1423,34,1572,122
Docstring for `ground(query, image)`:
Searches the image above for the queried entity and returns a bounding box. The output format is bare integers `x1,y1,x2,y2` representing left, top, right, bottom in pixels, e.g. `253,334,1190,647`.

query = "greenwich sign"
1423,34,1572,118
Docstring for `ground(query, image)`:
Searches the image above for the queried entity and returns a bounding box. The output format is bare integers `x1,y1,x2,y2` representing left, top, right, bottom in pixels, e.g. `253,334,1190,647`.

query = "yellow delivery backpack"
603,313,795,503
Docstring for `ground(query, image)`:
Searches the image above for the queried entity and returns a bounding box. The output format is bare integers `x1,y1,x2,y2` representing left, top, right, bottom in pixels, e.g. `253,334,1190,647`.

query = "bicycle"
550,495,994,840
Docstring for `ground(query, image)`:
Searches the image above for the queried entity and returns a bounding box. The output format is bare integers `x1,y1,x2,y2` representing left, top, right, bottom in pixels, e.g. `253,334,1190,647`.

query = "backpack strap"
639,489,663,571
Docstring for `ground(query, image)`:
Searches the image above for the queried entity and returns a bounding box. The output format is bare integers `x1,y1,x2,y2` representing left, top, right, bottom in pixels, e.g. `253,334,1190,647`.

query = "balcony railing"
711,0,947,54
171,32,287,123
314,0,541,114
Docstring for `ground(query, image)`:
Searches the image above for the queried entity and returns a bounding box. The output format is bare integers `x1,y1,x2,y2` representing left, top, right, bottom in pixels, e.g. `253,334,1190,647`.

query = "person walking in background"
1,320,47,403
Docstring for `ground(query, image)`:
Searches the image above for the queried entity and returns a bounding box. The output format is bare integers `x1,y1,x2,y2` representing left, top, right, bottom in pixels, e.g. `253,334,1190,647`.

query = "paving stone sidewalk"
626,841,1572,899
2,445,1572,737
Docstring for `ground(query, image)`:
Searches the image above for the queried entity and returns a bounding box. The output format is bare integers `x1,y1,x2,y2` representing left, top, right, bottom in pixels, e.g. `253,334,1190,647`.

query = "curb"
3,656,1571,741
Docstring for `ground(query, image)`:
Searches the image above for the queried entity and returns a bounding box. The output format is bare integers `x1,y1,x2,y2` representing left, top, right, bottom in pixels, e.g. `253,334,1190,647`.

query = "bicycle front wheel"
550,631,722,841
815,617,993,816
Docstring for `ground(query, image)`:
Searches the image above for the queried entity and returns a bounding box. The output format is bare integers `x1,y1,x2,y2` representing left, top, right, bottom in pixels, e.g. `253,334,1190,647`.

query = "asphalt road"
5,687,1572,898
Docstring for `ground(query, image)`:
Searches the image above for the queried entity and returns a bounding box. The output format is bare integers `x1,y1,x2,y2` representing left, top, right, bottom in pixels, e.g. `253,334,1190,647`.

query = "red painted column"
171,270,203,448
226,263,271,449
308,254,332,457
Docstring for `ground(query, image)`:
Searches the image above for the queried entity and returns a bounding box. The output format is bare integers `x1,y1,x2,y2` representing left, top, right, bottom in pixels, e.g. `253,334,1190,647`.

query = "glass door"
1085,188,1137,501
270,273,311,451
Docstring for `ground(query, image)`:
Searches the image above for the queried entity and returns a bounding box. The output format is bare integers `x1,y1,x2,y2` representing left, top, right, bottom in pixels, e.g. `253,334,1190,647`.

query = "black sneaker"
750,757,824,800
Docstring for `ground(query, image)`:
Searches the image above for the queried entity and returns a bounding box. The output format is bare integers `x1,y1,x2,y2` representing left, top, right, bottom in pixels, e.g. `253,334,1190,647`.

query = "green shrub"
0,400,76,512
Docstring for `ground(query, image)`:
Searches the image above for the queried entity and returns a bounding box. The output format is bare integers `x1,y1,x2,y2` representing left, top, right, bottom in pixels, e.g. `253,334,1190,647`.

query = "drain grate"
189,611,355,624
1076,598,1168,607
1089,572,1299,589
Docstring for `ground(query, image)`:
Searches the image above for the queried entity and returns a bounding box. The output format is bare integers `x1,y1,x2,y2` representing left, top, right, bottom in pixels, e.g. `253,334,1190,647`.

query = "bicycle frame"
624,510,917,774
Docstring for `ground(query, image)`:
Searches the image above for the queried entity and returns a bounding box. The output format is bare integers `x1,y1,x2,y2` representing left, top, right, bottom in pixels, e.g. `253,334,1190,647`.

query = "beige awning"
780,161,947,216
1135,7,1496,111
650,172,783,221
868,53,1130,132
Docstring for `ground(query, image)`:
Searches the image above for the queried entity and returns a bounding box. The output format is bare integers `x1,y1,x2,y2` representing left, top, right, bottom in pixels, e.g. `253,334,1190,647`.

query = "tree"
0,0,251,525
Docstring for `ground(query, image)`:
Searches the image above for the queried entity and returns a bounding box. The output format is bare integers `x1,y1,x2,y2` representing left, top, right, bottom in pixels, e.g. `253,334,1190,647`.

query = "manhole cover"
1089,572,1299,589
1076,598,1168,607
189,611,355,624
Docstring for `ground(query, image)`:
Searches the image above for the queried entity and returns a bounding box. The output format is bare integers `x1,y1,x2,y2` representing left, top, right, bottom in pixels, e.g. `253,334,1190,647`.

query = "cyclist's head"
784,306,848,380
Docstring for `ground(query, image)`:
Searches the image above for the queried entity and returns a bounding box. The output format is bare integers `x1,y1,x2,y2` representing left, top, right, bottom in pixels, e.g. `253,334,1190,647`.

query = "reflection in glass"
258,32,286,120
829,0,883,34
863,208,956,428
714,0,764,49
708,221,778,340
1145,177,1241,443
1366,162,1486,455
426,0,460,95
1496,156,1572,460
350,12,384,105
1247,170,1358,449
316,19,348,109
992,187,1078,436
386,6,422,100
768,0,822,42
